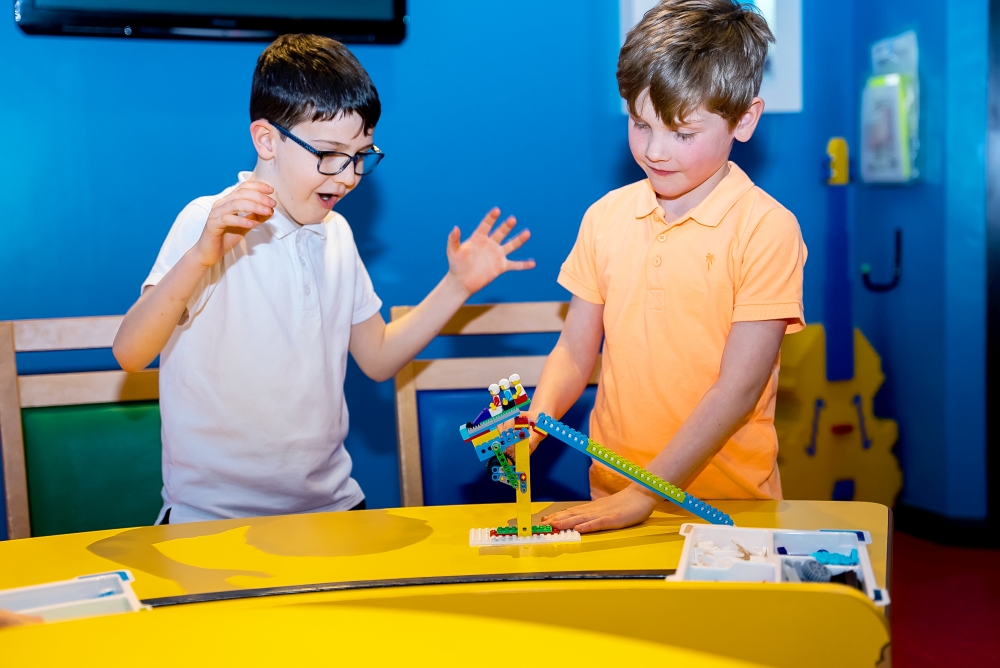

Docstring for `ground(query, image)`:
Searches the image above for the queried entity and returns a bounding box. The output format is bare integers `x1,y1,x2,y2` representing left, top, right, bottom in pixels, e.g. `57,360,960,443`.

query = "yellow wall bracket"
827,137,849,185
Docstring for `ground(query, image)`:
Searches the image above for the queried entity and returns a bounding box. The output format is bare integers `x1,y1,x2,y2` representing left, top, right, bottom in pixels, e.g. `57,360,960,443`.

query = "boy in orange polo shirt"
535,0,807,532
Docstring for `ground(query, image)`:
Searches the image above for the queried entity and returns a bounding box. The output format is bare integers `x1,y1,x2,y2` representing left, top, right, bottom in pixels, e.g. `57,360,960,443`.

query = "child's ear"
250,120,277,160
733,98,765,143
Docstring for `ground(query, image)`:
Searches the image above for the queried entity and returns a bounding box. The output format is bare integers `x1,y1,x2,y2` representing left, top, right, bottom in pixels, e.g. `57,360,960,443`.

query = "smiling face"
250,112,374,225
627,90,762,215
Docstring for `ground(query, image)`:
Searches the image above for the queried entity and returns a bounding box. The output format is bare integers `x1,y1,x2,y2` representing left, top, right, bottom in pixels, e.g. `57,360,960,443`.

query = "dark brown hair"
250,34,380,134
618,0,774,128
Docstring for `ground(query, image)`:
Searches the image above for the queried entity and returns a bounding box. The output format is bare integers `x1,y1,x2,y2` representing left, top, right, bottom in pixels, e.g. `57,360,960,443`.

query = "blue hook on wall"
861,229,902,293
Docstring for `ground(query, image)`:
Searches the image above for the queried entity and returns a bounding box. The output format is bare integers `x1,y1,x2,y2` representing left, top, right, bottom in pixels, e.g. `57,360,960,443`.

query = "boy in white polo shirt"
113,34,534,524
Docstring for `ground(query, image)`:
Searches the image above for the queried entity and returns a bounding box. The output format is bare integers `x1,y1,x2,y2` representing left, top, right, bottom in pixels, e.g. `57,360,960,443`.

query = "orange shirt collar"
634,162,756,228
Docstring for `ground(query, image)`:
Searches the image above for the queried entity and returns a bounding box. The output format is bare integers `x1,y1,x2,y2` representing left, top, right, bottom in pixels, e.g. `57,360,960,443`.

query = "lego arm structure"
532,414,734,525
460,376,732,543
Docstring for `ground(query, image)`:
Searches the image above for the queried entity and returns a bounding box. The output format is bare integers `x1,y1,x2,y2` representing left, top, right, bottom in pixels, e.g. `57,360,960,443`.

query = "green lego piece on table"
585,439,687,504
493,525,555,536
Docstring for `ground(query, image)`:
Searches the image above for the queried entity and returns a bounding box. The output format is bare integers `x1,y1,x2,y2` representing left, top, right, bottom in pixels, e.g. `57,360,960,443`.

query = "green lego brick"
585,439,687,504
495,525,555,536
491,442,519,490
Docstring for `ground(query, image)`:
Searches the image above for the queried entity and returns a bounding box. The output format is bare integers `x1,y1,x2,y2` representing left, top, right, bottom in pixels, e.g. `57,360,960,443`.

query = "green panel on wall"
21,402,163,537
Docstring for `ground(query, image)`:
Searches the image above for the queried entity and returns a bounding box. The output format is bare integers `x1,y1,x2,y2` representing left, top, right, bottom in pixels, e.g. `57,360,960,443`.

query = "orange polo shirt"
558,163,806,500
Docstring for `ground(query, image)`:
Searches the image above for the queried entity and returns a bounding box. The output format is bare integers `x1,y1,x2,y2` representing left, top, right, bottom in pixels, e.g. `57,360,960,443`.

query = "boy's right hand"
193,181,276,268
504,409,546,457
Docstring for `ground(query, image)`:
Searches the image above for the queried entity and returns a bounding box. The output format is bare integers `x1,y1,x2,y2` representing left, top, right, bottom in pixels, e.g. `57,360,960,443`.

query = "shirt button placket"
297,230,317,311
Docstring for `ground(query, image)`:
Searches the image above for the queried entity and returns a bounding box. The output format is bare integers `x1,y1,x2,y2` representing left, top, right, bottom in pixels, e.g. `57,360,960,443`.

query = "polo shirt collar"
236,171,327,240
635,161,755,228
635,180,661,220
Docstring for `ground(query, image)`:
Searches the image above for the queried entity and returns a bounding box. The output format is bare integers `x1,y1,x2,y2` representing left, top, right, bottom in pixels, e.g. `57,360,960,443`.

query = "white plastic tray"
668,524,889,606
0,571,144,622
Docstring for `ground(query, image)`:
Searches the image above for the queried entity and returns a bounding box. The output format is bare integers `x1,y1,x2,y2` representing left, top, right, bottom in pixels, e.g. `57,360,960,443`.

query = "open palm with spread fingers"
447,207,535,295
541,486,660,533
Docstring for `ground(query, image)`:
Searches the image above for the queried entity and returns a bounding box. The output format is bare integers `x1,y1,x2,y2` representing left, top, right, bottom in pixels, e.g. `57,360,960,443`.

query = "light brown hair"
618,0,774,128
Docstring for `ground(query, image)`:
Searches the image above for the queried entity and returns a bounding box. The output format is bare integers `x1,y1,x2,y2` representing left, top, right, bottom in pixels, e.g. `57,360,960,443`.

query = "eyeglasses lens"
319,154,352,175
318,151,383,176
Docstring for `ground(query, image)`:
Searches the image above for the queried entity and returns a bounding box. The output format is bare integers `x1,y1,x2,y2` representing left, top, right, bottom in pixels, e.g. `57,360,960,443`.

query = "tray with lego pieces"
0,571,145,622
668,524,889,606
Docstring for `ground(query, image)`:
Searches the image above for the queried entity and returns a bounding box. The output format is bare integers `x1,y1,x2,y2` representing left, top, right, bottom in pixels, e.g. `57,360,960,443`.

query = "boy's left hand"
447,208,534,296
0,609,43,628
541,486,660,533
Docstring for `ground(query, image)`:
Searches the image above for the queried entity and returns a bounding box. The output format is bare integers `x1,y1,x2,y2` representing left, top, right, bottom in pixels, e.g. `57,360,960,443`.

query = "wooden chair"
392,301,601,507
0,317,160,539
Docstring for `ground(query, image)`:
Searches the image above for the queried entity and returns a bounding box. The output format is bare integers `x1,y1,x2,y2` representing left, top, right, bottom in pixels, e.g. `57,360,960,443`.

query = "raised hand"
193,181,276,268
446,208,535,296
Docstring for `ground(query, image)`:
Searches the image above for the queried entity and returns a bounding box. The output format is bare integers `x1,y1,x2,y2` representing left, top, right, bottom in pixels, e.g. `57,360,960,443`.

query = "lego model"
459,379,734,547
459,378,581,546
532,414,734,526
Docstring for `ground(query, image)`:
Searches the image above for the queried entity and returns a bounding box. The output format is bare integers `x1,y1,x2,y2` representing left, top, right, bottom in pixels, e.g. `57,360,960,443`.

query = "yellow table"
0,500,892,667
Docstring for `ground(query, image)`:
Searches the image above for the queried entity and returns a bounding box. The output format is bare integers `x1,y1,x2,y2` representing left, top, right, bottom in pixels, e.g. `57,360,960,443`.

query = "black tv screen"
13,0,407,43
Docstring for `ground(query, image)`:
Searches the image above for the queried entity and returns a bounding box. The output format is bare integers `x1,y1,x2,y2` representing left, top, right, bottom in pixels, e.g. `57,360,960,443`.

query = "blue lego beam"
533,413,734,526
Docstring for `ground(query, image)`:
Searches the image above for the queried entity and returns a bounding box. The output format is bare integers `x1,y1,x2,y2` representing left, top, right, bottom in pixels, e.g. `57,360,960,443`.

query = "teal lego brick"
531,414,590,453
682,495,734,525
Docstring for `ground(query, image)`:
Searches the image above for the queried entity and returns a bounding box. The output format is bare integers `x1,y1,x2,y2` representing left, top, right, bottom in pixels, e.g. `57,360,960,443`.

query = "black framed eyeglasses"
272,123,385,176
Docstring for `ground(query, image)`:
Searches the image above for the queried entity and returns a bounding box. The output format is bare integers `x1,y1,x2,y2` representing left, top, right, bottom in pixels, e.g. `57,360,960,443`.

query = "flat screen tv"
13,0,407,43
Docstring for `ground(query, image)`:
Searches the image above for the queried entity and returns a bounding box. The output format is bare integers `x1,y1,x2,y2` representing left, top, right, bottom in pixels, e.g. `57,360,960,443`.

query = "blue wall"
0,0,989,538
848,1,988,519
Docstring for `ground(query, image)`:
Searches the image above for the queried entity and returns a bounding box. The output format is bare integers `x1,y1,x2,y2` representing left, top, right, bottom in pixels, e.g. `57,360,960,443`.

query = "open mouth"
317,193,339,208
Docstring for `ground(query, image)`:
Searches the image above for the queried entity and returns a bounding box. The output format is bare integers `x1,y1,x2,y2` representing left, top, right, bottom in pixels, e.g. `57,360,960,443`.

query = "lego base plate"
469,528,582,547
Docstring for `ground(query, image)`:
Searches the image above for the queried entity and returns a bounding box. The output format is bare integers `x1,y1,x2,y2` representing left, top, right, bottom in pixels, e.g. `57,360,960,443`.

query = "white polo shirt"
143,172,382,524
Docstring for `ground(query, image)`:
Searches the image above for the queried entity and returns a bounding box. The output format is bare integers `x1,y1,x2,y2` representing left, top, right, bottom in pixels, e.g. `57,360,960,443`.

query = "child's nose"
330,169,359,190
645,135,672,162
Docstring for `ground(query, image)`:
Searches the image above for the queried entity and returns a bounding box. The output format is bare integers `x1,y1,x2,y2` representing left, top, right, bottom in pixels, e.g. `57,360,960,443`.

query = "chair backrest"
392,302,600,506
0,317,160,539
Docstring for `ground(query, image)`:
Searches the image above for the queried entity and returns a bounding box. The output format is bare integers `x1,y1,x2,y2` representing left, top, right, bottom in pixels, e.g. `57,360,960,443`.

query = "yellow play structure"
775,325,902,507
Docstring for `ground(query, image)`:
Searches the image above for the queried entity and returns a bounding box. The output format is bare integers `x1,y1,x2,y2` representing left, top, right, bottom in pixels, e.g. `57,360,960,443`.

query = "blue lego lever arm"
532,413,734,526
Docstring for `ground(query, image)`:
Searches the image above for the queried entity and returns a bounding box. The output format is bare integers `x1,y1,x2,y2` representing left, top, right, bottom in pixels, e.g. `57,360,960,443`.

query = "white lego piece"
469,528,582,547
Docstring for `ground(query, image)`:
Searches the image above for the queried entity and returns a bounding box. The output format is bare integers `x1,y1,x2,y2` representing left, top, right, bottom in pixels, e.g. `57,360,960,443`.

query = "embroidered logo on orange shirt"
706,253,715,270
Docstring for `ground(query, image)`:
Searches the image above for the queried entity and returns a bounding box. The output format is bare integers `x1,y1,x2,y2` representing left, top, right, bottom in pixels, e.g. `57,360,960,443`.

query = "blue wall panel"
849,0,988,518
